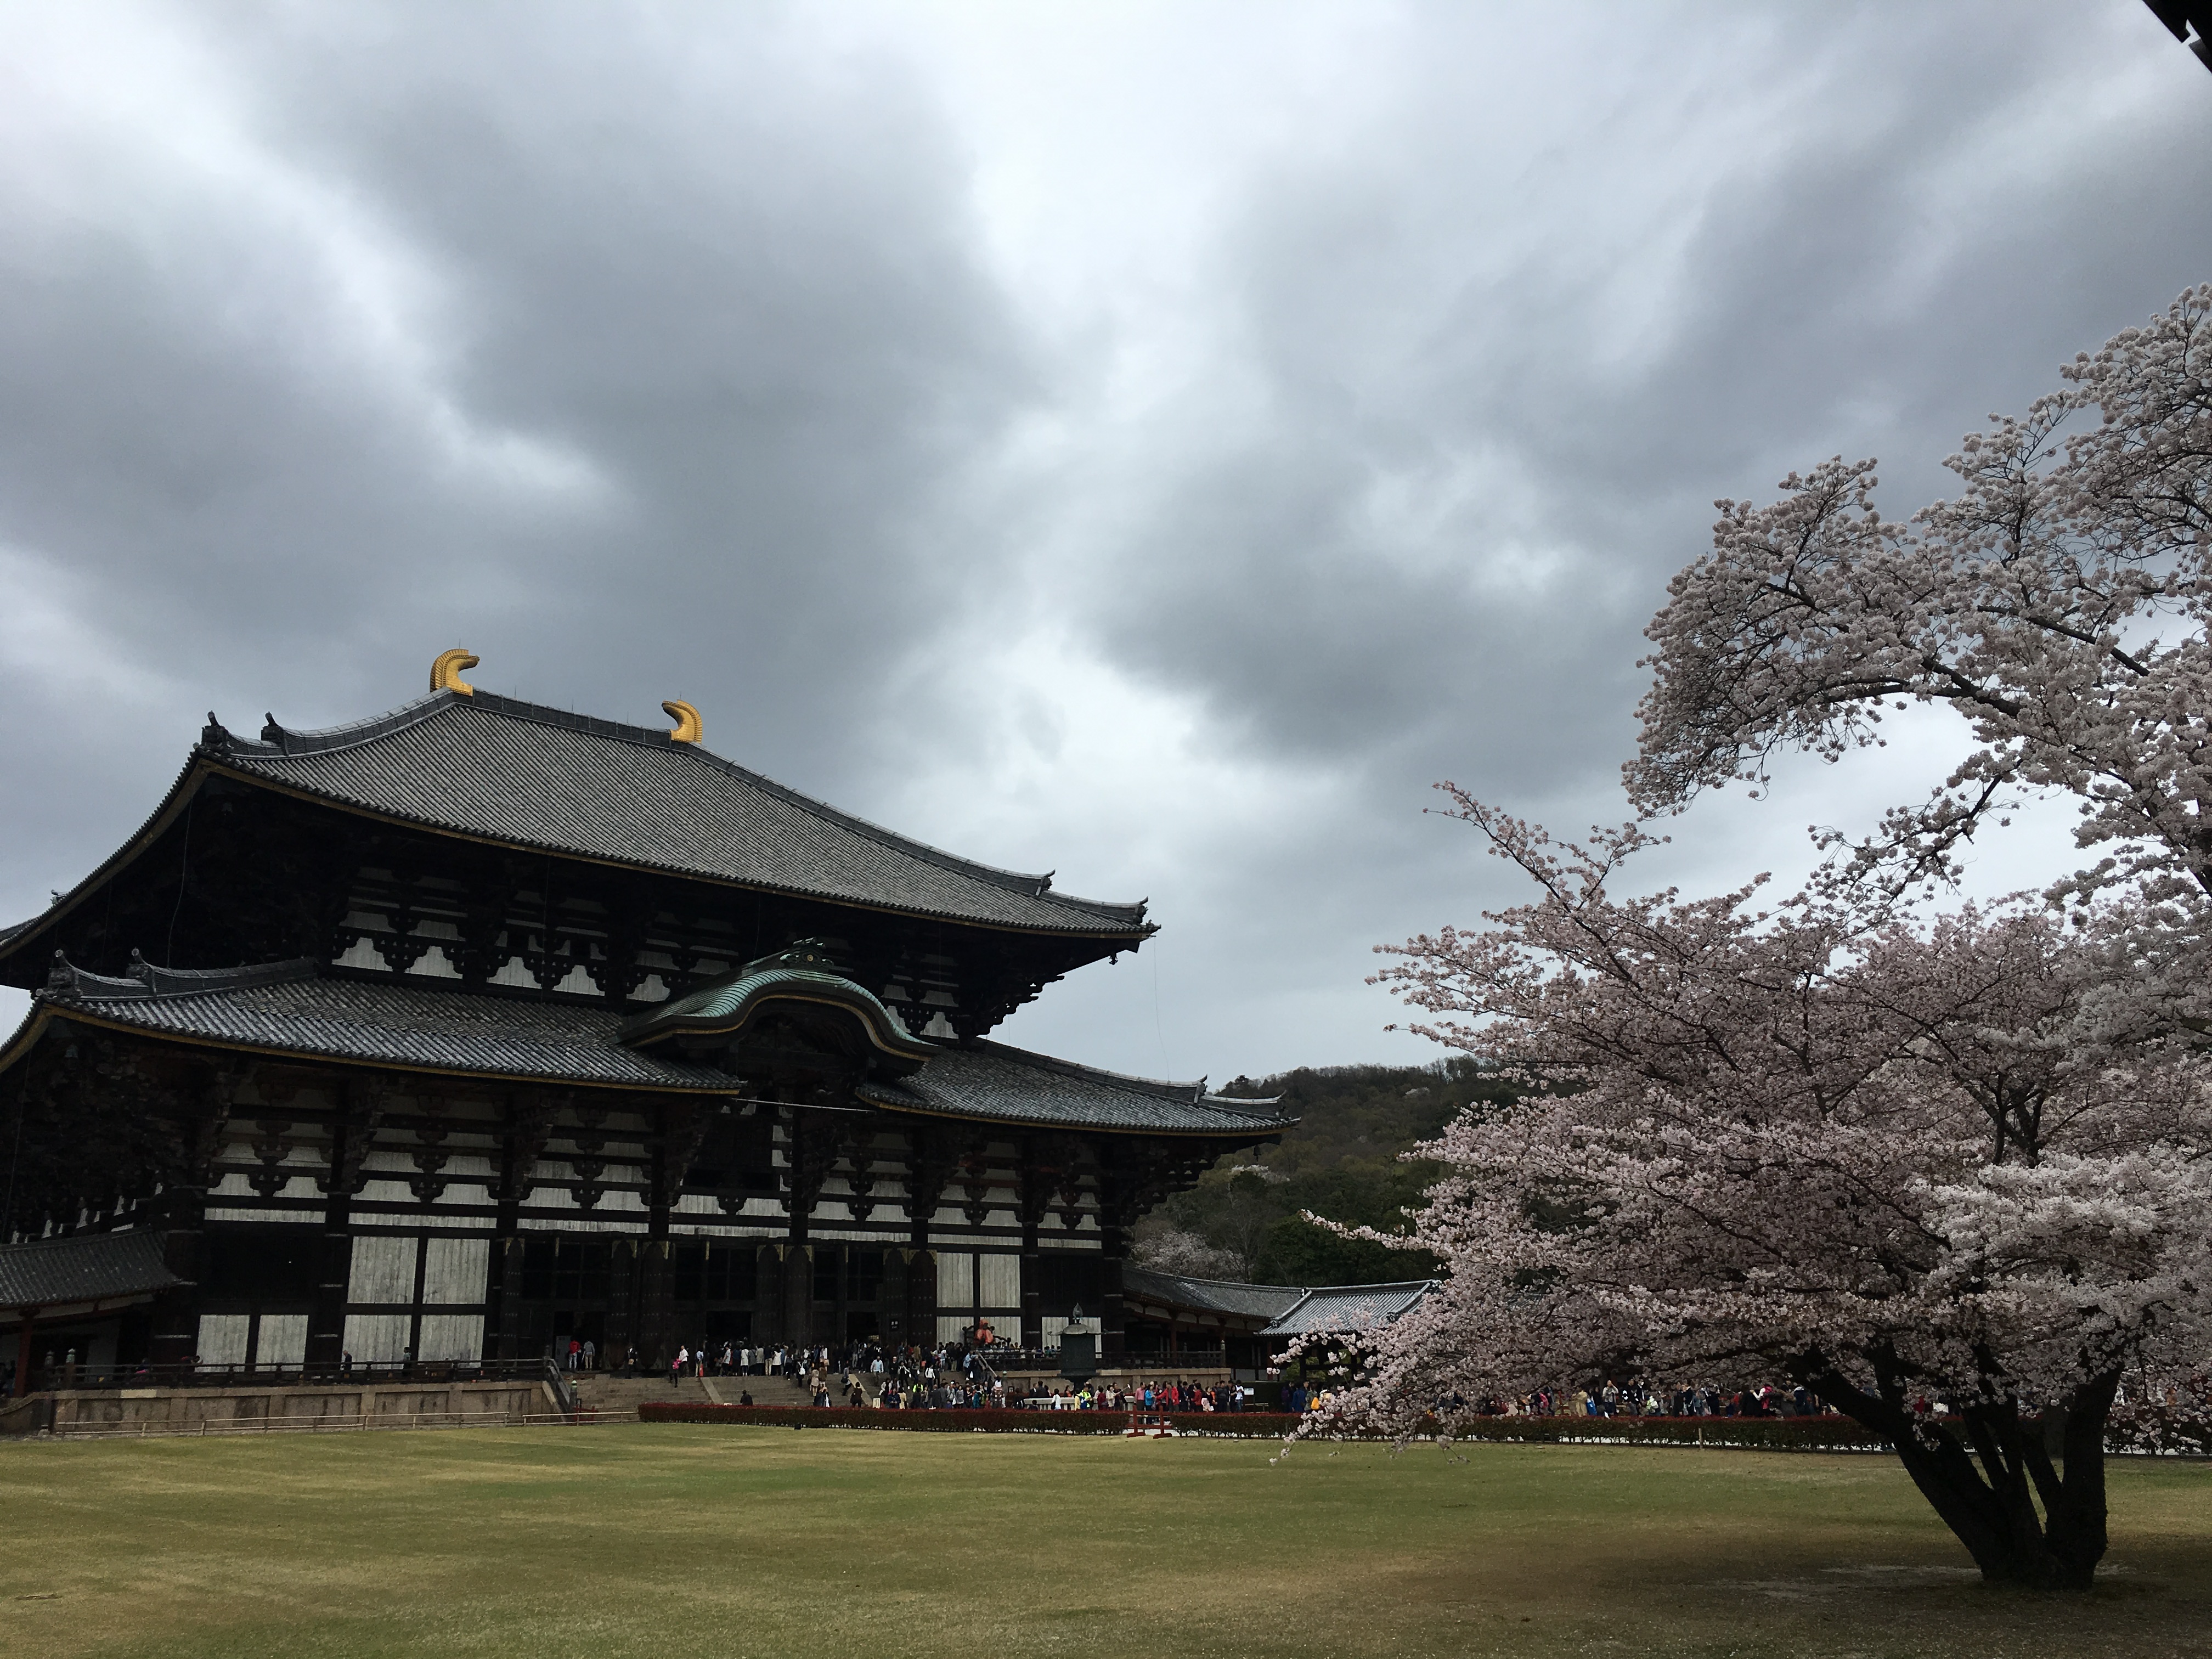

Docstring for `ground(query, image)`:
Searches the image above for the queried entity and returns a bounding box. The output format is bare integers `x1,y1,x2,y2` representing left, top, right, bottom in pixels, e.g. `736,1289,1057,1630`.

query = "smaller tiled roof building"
1116,1267,1435,1372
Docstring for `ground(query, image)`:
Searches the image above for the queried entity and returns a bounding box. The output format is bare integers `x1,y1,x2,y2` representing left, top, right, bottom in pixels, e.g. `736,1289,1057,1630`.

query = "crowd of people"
565,1334,1266,1412
1273,1379,1842,1418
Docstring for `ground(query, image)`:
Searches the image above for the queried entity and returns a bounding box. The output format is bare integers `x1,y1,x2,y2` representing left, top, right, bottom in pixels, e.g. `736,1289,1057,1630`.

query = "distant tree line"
1129,1058,1516,1285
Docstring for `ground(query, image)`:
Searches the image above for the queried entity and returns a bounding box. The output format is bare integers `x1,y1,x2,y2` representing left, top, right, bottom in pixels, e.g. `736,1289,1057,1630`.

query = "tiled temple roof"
205,690,1149,935
0,1230,180,1312
1257,1280,1436,1338
18,957,1295,1137
32,957,738,1091
1119,1267,1306,1322
859,1041,1294,1137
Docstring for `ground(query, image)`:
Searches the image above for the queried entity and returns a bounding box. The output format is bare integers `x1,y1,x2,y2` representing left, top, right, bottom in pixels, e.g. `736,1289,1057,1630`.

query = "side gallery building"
0,654,1291,1377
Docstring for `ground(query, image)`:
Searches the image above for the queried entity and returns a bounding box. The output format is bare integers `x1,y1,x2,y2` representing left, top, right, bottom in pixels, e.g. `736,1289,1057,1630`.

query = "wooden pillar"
605,1239,637,1368
1097,1148,1131,1363
883,1248,910,1347
150,1069,235,1368
637,1096,702,1370
782,1112,837,1352
307,1186,352,1373
637,1240,673,1369
641,1163,674,1369
14,1310,37,1397
905,1248,935,1353
781,1242,811,1349
488,1090,554,1362
1019,1153,1046,1351
904,1127,952,1353
309,1076,381,1372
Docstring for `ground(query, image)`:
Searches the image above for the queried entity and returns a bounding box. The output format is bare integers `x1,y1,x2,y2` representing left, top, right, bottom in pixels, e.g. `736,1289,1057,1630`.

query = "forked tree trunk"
1811,1365,2121,1590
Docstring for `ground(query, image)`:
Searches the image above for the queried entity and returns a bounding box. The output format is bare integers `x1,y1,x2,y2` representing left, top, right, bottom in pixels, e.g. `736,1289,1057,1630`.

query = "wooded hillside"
1132,1058,1511,1285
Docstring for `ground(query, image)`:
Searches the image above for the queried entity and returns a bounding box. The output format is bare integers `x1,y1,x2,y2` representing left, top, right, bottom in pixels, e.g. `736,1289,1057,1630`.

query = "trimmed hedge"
638,1403,1300,1436
1429,1415,1889,1452
635,1403,1879,1448
637,1403,2207,1457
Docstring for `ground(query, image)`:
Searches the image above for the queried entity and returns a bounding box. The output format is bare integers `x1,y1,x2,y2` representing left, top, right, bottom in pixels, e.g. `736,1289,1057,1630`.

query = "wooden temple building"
0,652,1293,1382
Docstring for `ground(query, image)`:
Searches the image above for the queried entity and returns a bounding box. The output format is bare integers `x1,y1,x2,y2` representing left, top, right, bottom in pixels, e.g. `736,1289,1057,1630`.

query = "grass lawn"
1,1425,2207,1659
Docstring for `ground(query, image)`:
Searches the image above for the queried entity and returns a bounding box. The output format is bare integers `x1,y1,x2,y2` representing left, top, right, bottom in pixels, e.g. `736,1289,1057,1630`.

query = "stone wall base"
7,1379,558,1437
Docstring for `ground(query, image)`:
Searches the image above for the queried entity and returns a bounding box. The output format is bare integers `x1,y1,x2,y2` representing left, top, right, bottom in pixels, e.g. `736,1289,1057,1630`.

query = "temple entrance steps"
567,1372,820,1418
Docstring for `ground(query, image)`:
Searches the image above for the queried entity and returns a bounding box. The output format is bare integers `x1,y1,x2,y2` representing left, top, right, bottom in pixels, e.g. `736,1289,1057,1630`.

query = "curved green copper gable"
619,941,938,1070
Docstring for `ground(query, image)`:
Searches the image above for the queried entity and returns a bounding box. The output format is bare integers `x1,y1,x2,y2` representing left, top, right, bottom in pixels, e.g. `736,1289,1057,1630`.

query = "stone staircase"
569,1371,825,1419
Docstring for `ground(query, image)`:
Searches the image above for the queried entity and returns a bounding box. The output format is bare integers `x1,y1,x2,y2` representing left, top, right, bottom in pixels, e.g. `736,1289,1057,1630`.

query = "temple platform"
1,1376,567,1438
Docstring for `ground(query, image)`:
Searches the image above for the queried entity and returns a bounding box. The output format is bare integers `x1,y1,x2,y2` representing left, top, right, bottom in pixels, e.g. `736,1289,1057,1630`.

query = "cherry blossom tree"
1630,284,2212,907
1329,289,2212,1591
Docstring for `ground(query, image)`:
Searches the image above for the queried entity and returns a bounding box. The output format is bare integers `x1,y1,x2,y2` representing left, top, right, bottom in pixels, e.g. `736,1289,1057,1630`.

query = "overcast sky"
2,2,2208,1082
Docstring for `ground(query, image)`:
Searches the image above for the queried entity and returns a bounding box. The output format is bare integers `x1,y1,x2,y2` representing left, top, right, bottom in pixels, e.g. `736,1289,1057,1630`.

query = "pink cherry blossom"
1318,290,2212,1594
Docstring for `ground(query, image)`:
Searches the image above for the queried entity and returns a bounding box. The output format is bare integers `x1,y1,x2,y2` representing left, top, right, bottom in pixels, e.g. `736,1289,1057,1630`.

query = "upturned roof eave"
206,759,1158,943
849,1084,1295,1141
0,752,211,987
0,755,1155,989
227,689,1157,932
2,997,749,1097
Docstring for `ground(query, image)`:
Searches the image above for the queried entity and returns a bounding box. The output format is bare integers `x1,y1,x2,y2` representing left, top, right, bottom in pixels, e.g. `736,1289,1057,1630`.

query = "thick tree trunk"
1812,1364,2119,1590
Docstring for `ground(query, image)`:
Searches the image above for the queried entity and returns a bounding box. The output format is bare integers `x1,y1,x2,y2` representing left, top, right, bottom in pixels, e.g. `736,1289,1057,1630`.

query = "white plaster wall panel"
936,1252,974,1308
436,1154,496,1179
347,1234,419,1304
417,1313,484,1362
209,1172,255,1198
408,946,461,978
935,1316,971,1344
257,1314,308,1366
357,1181,417,1205
527,1216,651,1235
489,956,537,988
422,1237,489,1305
196,1313,250,1366
332,938,385,970
431,1189,497,1224
978,1254,1021,1310
343,1313,410,1362
1040,1316,1070,1349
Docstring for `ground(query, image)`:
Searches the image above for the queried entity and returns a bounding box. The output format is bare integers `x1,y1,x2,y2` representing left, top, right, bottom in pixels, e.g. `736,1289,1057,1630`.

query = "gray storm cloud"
1,1,2208,1076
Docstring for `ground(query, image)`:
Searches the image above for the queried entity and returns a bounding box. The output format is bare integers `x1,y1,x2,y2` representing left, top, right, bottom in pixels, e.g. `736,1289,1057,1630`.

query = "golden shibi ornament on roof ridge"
429,647,479,695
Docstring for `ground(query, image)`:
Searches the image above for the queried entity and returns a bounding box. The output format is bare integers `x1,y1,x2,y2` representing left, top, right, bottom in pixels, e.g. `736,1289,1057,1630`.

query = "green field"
2,1425,2208,1659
